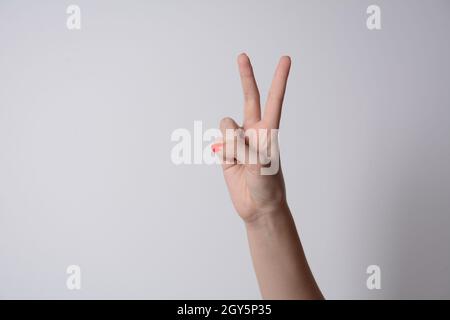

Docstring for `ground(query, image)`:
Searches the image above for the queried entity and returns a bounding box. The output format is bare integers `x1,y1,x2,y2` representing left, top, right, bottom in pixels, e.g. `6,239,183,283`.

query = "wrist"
243,201,292,230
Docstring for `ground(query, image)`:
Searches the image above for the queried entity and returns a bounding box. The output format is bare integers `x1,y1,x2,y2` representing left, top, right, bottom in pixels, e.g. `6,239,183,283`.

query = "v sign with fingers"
215,54,323,300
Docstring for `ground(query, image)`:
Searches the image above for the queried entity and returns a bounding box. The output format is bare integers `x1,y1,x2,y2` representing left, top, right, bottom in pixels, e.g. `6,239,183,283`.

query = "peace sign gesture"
214,53,291,223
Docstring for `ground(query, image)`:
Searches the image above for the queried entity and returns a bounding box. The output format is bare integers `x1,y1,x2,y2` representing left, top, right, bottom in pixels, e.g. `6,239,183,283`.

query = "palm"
219,54,291,222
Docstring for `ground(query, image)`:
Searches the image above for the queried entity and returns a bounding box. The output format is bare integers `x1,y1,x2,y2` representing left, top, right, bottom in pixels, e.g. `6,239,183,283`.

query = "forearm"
245,204,323,299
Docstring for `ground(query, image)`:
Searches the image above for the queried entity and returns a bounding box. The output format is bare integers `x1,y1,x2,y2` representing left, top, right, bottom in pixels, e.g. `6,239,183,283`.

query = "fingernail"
211,143,223,153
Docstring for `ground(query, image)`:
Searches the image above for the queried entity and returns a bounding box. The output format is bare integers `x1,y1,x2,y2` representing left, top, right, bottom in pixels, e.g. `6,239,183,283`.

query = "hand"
214,54,323,299
214,53,291,223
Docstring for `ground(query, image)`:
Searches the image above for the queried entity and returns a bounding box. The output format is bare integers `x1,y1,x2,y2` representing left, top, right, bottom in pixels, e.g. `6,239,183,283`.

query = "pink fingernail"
211,143,223,153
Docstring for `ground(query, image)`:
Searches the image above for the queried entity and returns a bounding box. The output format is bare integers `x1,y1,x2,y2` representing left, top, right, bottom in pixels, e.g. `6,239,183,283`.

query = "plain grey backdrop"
1,0,449,299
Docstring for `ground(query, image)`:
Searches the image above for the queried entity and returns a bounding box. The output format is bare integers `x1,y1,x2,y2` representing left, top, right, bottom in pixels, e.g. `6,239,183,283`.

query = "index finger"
238,53,261,127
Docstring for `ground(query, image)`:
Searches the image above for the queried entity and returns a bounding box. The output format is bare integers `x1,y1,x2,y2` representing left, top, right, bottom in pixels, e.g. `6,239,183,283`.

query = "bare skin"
217,53,323,299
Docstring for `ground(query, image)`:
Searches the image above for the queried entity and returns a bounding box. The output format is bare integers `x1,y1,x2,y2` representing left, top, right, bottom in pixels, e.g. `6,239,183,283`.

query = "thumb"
213,117,264,170
213,117,240,169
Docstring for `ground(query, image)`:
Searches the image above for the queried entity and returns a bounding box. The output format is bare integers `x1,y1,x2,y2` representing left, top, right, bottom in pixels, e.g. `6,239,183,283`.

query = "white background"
1,0,449,299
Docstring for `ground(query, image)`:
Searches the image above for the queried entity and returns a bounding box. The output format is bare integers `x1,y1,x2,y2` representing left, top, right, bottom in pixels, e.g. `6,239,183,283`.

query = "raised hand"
214,54,323,300
214,53,291,223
